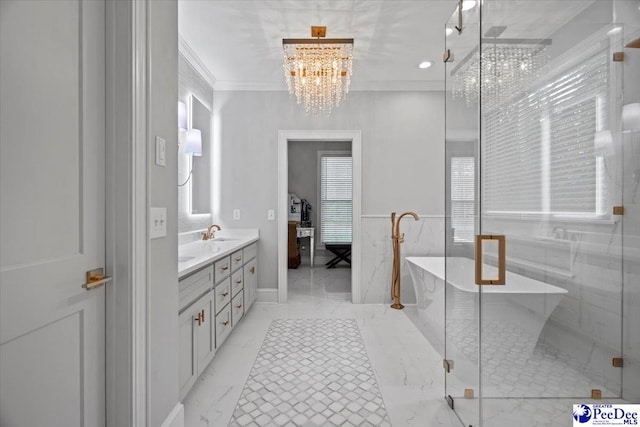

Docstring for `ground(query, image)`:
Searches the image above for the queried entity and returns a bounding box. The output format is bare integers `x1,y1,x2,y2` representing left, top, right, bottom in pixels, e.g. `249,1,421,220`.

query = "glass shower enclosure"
444,1,640,425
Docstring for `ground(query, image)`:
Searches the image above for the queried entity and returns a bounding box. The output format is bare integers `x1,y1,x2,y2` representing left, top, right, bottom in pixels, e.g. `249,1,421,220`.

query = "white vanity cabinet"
178,236,259,400
243,243,258,311
178,287,215,400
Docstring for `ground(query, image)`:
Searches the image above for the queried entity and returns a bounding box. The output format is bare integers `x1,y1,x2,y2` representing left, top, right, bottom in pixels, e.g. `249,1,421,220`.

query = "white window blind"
320,155,352,243
451,157,475,243
483,49,609,216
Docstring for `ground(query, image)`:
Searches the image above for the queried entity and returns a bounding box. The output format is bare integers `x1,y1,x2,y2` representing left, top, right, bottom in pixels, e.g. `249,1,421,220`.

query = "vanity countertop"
178,229,259,279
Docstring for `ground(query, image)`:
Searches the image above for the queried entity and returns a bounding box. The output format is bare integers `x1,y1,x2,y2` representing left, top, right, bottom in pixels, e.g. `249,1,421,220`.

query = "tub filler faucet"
390,211,419,309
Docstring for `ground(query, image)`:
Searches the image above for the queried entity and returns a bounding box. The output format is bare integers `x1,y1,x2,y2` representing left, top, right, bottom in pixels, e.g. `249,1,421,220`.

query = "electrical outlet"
267,209,275,221
233,209,241,220
150,207,167,239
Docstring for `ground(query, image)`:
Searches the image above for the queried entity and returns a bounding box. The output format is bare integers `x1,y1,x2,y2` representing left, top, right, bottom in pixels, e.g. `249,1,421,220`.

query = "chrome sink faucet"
202,224,221,241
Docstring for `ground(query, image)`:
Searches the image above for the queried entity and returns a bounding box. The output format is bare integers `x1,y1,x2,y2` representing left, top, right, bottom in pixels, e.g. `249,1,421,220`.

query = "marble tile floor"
287,265,352,303
183,267,600,427
183,267,460,427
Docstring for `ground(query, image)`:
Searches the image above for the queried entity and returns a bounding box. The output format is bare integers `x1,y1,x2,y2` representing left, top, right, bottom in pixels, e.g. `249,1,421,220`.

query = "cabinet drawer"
178,266,213,312
231,269,243,297
215,304,232,348
214,278,231,314
231,291,244,326
231,250,243,272
243,243,257,262
214,256,231,283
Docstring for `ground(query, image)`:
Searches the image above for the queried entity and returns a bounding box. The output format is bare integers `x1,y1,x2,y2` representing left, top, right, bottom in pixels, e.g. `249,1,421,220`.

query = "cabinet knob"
222,320,230,326
236,304,243,309
235,280,242,284
195,312,203,326
250,267,255,274
222,291,229,297
235,257,242,262
221,265,229,271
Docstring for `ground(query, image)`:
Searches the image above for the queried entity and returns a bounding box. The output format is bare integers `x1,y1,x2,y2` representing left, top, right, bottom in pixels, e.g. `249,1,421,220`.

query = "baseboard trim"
160,403,184,427
256,288,279,303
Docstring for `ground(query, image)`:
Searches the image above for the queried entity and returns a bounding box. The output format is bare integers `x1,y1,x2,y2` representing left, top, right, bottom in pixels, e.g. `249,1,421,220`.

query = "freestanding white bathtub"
405,257,567,361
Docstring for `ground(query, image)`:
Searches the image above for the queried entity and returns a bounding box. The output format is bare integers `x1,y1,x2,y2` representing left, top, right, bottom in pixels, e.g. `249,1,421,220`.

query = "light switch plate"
155,136,166,167
267,209,275,221
233,209,241,220
150,207,167,239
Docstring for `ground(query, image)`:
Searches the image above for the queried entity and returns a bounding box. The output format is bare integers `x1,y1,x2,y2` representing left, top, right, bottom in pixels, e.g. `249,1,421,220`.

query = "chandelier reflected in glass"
451,27,551,108
283,26,354,115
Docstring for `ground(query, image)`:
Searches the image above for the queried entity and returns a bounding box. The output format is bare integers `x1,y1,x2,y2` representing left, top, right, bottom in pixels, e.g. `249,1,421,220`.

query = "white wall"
214,90,445,301
147,2,179,425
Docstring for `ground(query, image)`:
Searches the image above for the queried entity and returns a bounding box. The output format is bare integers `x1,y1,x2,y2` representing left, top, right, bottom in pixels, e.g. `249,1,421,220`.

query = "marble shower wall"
360,216,444,304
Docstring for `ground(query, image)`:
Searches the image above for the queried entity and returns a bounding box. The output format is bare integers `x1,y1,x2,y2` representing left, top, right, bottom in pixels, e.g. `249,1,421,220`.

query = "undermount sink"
178,256,196,262
211,237,238,242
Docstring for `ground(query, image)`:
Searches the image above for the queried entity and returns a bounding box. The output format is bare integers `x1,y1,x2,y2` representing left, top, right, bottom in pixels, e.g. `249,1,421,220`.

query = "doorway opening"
277,130,362,303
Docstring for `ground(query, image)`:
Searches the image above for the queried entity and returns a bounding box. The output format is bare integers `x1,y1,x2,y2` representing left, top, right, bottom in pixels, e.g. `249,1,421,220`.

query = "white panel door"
0,1,106,426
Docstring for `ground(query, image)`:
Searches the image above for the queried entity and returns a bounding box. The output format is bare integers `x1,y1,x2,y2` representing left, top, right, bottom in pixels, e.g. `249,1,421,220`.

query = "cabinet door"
178,306,197,400
244,259,257,311
195,292,215,376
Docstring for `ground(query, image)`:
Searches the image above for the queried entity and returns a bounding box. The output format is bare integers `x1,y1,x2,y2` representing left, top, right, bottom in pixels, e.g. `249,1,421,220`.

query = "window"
451,157,475,243
483,48,610,217
320,154,352,243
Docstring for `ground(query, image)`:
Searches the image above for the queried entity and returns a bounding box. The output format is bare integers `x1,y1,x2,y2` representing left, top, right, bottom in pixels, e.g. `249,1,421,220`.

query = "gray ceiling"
178,0,596,91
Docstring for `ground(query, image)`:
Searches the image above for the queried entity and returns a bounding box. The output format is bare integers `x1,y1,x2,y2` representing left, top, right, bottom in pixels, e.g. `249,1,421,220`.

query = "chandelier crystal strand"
283,41,353,115
452,43,549,109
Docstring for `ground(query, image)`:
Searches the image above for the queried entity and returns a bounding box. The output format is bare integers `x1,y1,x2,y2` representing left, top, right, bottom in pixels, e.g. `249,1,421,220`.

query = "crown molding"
178,35,216,89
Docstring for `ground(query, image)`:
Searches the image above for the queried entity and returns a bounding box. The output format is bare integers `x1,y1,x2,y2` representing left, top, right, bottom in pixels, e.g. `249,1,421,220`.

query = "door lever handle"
83,268,112,290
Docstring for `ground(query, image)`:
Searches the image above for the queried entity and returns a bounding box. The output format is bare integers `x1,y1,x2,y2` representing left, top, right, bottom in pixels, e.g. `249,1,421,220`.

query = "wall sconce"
184,128,202,157
622,103,640,132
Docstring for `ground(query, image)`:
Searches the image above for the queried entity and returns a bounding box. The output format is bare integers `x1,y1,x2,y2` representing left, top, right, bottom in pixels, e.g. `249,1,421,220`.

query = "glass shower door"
444,1,627,426
444,3,481,427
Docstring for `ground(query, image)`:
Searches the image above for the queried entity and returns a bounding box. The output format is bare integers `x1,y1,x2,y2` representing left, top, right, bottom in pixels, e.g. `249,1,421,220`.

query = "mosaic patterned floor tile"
446,318,616,397
229,319,391,427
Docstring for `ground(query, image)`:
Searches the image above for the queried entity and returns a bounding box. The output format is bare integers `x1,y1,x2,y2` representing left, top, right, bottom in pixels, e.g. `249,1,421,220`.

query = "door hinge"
443,359,453,373
446,395,454,410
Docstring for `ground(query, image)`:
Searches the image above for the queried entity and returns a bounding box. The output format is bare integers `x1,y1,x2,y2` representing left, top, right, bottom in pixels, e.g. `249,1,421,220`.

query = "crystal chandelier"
283,26,354,115
451,28,550,108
